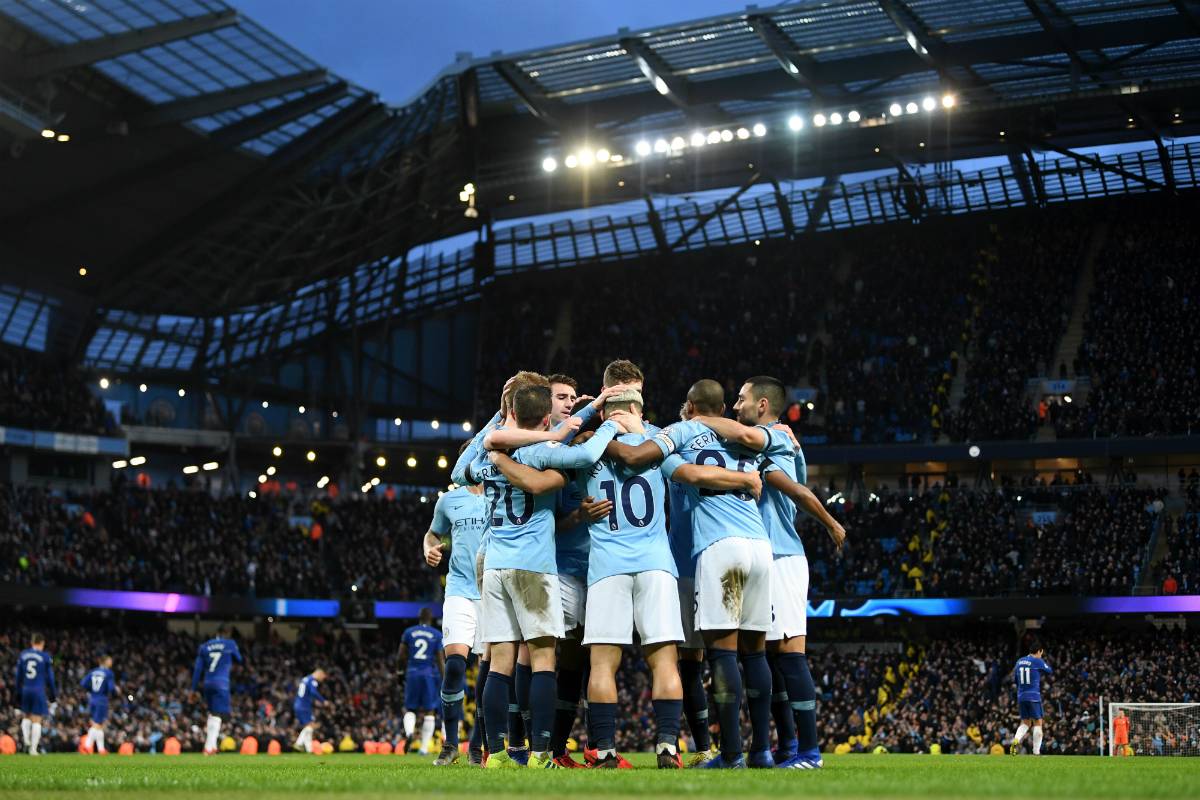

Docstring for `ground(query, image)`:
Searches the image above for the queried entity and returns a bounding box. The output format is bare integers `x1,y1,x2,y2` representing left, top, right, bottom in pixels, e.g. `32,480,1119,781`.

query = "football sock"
589,701,618,758
679,660,711,752
420,714,436,752
739,650,772,755
529,670,557,755
294,726,313,749
584,699,595,748
551,668,584,756
1032,726,1043,755
707,648,743,762
483,671,511,754
779,652,819,755
30,722,41,754
653,698,682,754
470,660,489,750
766,652,796,749
508,668,527,749
403,711,416,738
1015,724,1030,745
205,716,221,751
21,718,31,744
515,662,533,733
441,654,468,747
94,728,105,752
86,728,97,750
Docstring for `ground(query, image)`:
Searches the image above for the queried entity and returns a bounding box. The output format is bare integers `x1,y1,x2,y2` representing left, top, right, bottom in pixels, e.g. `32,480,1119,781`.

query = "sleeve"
755,425,794,457
660,453,687,482
312,685,326,703
191,653,204,691
452,429,490,486
429,494,452,535
532,421,619,470
1041,660,1053,675
554,403,596,431
794,447,808,486
652,425,688,457
107,674,117,695
232,643,242,664
46,661,57,697
80,672,89,689
760,457,780,475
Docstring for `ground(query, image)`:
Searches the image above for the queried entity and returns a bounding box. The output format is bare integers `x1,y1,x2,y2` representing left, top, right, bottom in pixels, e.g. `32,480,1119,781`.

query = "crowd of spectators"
1057,196,1200,439
0,349,114,436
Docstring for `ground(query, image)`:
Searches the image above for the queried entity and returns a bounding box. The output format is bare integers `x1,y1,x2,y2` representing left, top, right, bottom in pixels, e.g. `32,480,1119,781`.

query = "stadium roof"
2,0,1200,369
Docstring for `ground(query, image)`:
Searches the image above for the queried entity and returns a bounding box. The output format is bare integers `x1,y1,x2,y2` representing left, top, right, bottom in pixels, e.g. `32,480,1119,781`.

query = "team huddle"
423,360,847,769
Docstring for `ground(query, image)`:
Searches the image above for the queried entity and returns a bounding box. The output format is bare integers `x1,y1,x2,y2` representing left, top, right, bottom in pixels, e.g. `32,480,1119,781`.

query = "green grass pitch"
0,752,1193,799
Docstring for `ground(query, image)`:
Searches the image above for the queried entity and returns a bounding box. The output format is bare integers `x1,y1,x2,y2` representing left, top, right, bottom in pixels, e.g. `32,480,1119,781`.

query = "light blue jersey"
576,432,676,585
654,420,770,558
667,480,696,579
456,405,599,486
480,420,620,575
430,487,489,600
554,483,590,580
755,428,807,557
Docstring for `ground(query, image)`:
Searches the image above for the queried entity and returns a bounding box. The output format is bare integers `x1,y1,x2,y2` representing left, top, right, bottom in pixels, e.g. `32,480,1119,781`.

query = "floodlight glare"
788,115,802,130
579,150,595,165
848,110,860,122
906,102,918,114
542,157,557,172
753,123,767,136
890,103,902,116
565,155,578,168
596,148,610,162
636,140,652,155
736,127,750,139
671,136,685,149
691,132,706,146
942,94,955,108
707,131,720,144
653,139,668,153
830,112,842,125
813,114,826,127
922,97,936,111
720,129,733,141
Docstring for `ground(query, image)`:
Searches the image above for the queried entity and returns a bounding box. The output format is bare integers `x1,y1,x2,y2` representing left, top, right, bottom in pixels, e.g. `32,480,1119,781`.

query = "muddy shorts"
694,537,772,632
481,568,565,642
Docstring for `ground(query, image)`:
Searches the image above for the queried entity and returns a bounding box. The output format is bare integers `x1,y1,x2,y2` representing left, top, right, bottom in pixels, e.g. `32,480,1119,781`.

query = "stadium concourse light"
565,154,578,168
130,456,146,466
431,420,440,429
906,102,918,114
813,114,826,127
578,150,595,166
596,148,610,162
407,457,417,467
653,139,668,153
112,460,127,469
753,123,766,136
298,405,305,413
830,113,842,125
394,417,402,426
690,132,705,147
377,456,386,467
942,94,955,108
462,421,471,431
706,131,720,144
139,383,147,392
923,97,936,111
202,462,218,471
542,157,556,172
890,103,903,116
248,491,256,498
41,129,53,138
720,129,733,141
273,446,282,456
99,377,109,389
306,451,316,462
371,477,380,486
636,141,651,155
177,388,185,397
317,476,329,488
671,136,684,150
182,465,198,474
259,474,268,483
262,401,268,408
438,456,448,468
848,110,860,122
736,127,750,139
788,116,802,130
266,466,276,476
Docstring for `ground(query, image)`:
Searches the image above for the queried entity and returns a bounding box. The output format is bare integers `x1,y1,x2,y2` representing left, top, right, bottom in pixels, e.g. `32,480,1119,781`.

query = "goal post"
1108,703,1200,757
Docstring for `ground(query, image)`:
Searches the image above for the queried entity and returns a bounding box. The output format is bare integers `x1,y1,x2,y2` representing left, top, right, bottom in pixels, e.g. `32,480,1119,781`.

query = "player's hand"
579,496,614,523
742,470,763,501
591,384,631,410
826,519,847,555
487,449,509,464
555,416,582,441
424,541,445,567
772,423,801,453
607,410,645,434
188,691,200,704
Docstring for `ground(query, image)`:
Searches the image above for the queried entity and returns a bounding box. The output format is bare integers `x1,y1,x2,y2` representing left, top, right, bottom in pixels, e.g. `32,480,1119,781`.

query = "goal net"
1109,703,1200,757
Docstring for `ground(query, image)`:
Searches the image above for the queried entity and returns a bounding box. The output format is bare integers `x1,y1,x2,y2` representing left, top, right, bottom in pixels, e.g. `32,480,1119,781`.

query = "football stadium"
1,0,1199,796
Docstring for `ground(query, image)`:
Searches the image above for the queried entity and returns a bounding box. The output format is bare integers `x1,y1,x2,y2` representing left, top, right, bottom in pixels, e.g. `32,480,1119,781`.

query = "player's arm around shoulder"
763,466,846,553
691,414,767,450
487,450,568,495
675,462,762,499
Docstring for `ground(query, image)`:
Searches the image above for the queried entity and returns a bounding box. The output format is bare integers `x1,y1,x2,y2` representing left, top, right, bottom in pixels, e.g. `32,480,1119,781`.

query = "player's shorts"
405,673,440,712
442,595,484,655
482,568,565,643
767,554,809,641
583,571,685,646
559,573,587,633
89,700,108,724
203,685,231,715
294,706,314,726
21,690,48,716
475,549,487,598
1019,701,1044,720
695,536,773,632
676,576,704,650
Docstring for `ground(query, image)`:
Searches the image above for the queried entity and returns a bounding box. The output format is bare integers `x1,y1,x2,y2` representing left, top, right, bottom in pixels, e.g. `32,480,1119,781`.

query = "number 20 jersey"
575,432,676,586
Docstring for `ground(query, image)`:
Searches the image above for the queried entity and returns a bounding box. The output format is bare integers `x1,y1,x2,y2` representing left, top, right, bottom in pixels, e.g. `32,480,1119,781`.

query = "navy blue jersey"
81,667,116,702
401,625,443,678
16,649,56,695
294,674,325,712
191,637,242,690
1014,655,1052,702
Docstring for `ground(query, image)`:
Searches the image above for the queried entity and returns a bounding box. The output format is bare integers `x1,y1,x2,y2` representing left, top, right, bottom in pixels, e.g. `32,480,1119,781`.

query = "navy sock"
508,666,526,749
529,670,557,754
482,671,511,755
779,652,818,755
707,647,742,761
551,668,584,756
740,650,772,755
653,698,683,750
515,662,533,741
766,652,796,750
679,659,711,752
590,701,618,753
440,654,467,747
469,660,489,750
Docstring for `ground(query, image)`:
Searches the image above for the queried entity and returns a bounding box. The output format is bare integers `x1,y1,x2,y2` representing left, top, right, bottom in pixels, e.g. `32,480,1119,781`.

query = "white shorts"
695,537,773,632
482,569,565,643
583,571,684,646
559,573,587,632
676,576,704,650
767,554,809,641
442,595,484,654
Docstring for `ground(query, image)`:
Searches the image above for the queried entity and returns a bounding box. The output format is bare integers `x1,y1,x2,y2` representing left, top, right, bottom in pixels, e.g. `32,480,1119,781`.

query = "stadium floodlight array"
1108,703,1200,757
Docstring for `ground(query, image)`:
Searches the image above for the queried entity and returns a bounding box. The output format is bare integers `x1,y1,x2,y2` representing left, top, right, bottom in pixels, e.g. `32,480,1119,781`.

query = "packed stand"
1155,489,1199,596
952,211,1087,442
815,625,1196,755
1057,196,1200,439
0,482,437,602
801,483,1162,599
0,349,114,436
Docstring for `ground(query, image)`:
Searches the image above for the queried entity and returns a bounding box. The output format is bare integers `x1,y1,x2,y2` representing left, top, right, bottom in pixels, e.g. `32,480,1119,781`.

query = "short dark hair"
687,379,725,416
216,623,230,637
746,375,786,417
514,384,553,427
30,632,44,646
419,607,433,624
1028,638,1043,653
603,360,644,387
547,374,578,392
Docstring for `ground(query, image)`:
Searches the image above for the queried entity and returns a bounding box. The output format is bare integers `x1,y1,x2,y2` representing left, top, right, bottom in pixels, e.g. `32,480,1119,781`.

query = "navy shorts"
21,690,48,716
203,685,231,715
294,706,314,726
1019,700,1044,720
404,673,439,712
89,700,108,724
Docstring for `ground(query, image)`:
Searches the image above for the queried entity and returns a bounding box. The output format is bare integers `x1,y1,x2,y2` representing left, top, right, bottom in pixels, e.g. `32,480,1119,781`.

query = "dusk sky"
234,0,747,105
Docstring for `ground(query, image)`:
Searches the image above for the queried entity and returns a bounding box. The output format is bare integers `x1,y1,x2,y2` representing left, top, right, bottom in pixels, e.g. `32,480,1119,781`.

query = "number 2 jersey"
401,625,443,677
191,637,242,691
